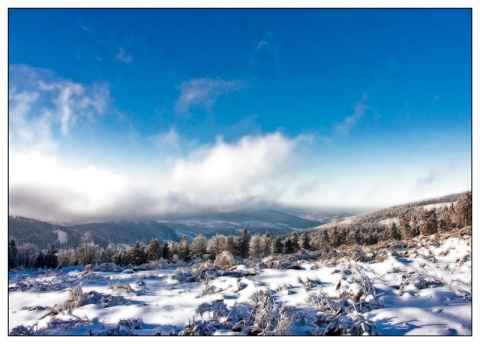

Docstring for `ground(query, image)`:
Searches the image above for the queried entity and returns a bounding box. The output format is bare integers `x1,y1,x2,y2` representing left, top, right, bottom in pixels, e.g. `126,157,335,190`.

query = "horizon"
8,191,468,226
8,8,472,223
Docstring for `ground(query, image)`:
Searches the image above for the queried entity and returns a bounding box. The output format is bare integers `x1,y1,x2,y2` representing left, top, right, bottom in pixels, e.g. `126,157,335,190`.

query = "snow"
8,235,472,336
52,229,68,244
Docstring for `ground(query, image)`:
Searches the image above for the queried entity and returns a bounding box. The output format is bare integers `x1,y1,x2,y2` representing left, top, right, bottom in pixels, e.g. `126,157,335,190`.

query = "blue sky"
8,8,472,222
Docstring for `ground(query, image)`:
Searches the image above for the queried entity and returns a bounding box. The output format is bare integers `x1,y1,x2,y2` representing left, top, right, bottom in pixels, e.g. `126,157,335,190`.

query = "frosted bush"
214,251,235,267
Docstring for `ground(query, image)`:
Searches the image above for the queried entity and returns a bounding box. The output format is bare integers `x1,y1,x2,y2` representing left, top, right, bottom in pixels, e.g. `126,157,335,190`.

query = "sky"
7,7,472,223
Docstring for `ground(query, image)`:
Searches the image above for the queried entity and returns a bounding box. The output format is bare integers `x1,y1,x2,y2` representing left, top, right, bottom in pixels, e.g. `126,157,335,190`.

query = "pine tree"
420,210,438,236
340,228,349,246
318,230,330,249
271,236,284,255
178,235,191,261
146,238,162,261
299,231,312,251
129,241,147,266
290,232,300,252
345,229,358,246
161,241,170,261
104,243,118,263
455,191,472,228
399,212,412,239
240,227,250,259
225,236,235,253
191,234,207,258
35,251,47,269
388,223,401,241
113,249,129,267
45,244,58,269
330,227,340,247
8,239,18,270
283,237,294,254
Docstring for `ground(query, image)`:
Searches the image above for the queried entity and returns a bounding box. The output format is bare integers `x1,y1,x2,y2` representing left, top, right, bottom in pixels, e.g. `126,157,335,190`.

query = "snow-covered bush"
92,318,143,335
214,251,235,267
108,282,137,295
312,312,379,335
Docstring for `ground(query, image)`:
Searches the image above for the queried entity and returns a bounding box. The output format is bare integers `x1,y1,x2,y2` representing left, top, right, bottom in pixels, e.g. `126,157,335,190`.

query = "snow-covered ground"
8,234,471,336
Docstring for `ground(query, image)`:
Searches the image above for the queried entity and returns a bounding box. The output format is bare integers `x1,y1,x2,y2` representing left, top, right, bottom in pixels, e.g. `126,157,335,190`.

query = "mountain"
8,217,181,249
8,208,325,249
309,192,465,234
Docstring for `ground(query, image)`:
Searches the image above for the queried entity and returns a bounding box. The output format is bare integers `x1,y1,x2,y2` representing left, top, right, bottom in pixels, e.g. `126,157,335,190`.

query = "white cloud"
174,77,245,114
9,132,307,222
115,47,133,64
9,65,110,151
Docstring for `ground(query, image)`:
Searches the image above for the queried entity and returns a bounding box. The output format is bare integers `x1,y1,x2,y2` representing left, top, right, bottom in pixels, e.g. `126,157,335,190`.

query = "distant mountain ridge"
311,192,466,232
8,208,324,250
10,193,467,250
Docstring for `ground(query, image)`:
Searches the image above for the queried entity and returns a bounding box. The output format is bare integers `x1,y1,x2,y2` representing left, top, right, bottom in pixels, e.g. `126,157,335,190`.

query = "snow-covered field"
8,233,471,336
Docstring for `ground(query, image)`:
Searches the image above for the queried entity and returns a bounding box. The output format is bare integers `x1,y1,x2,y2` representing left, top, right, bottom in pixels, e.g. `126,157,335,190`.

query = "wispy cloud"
115,47,133,64
9,65,110,151
248,32,281,78
150,127,181,150
333,94,369,137
174,77,246,115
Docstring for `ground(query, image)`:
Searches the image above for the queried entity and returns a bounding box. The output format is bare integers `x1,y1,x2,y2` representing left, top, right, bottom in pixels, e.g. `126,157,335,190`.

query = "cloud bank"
9,132,305,222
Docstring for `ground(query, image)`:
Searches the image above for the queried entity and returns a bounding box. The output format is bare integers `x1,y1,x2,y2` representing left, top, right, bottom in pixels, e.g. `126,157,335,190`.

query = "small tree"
57,249,76,268
35,251,47,269
318,230,330,249
178,235,191,261
191,234,207,258
455,191,472,228
330,227,340,247
146,238,162,261
249,234,262,259
17,243,39,269
290,232,300,252
239,227,250,259
388,223,401,241
420,210,438,236
113,249,129,266
260,232,272,257
299,231,312,251
207,235,225,260
76,232,99,266
271,236,284,255
283,237,294,254
167,241,178,261
399,212,412,239
129,242,147,266
161,241,170,261
104,243,118,263
45,244,58,269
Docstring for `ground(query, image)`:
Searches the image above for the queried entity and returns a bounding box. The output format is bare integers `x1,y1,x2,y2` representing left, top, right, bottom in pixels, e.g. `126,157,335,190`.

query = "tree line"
8,192,471,270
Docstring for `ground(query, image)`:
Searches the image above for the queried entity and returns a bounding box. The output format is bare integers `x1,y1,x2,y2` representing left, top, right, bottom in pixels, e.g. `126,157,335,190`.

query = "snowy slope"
8,230,471,336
